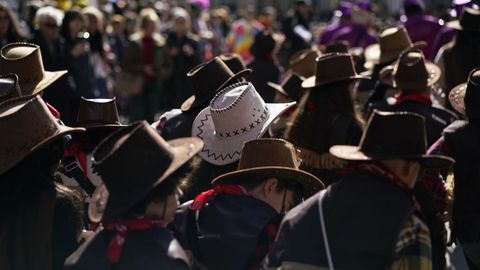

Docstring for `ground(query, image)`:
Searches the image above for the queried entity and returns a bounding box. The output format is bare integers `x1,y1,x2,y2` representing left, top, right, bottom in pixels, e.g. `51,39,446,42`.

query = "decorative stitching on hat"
195,112,241,162
209,81,251,112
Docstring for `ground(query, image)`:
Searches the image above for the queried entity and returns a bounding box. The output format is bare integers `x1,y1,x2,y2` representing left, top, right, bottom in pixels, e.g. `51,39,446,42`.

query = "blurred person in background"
281,0,312,60
166,7,201,109
318,1,353,45
30,5,79,125
401,0,444,60
209,7,230,56
60,8,97,99
248,30,282,103
122,8,173,122
332,1,377,49
107,14,127,70
225,5,264,63
82,6,110,98
0,3,26,46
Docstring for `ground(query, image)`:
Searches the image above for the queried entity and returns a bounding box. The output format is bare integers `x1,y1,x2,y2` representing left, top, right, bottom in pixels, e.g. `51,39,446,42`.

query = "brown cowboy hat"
76,97,126,130
0,74,22,104
267,73,305,101
0,95,85,175
364,26,426,69
380,49,441,90
211,138,325,197
330,110,454,168
88,121,203,222
449,67,480,116
218,53,249,74
302,53,370,88
181,57,251,112
289,49,319,78
448,8,480,34
0,43,67,96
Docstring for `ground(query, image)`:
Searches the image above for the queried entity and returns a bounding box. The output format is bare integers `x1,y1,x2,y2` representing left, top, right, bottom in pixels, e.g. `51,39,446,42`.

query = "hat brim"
330,145,454,168
22,70,68,96
364,41,427,69
181,69,252,112
267,82,289,97
0,125,86,175
301,74,370,89
211,166,325,197
89,136,204,222
379,61,441,90
447,20,480,34
449,82,467,115
192,102,296,166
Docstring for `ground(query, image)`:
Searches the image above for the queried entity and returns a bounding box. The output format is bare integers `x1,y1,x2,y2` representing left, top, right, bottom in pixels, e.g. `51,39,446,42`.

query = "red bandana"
64,142,88,176
394,89,432,106
341,162,420,210
44,101,61,119
103,215,168,263
190,184,250,211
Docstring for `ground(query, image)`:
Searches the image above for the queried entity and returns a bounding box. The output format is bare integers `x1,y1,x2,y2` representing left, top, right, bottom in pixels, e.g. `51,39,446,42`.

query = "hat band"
217,106,269,138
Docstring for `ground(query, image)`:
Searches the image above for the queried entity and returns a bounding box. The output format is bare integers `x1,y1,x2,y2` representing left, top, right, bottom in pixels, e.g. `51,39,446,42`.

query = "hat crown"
393,49,429,89
314,53,357,85
460,7,480,29
0,43,45,95
324,41,350,54
290,49,319,78
379,27,412,54
210,82,270,138
187,57,235,99
93,122,173,196
219,53,247,74
465,68,480,118
359,111,428,158
282,73,303,98
238,139,300,170
0,96,64,174
76,97,121,127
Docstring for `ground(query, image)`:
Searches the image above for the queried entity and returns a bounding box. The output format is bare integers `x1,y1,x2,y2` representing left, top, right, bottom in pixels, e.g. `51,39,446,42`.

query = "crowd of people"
0,0,480,269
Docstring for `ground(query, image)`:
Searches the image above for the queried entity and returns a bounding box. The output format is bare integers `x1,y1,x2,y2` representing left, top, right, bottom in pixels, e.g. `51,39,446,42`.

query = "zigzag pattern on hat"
195,112,241,162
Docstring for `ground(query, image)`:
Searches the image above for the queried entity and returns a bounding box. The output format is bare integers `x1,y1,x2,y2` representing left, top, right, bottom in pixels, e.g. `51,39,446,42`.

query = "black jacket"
266,169,415,269
444,120,480,242
64,227,190,270
173,195,278,270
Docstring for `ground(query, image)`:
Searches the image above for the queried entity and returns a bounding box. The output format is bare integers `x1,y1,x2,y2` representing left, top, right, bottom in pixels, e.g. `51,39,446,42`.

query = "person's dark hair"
250,31,276,59
179,156,238,202
60,8,84,42
286,80,364,153
0,3,27,42
404,3,424,16
232,175,303,203
123,162,192,218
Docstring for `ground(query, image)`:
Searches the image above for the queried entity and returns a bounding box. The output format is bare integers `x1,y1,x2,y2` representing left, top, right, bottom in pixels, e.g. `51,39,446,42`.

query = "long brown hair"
0,3,26,42
286,80,364,153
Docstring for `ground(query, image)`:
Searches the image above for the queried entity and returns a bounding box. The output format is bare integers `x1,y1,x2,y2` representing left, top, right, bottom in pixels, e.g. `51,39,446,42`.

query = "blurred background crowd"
0,0,476,123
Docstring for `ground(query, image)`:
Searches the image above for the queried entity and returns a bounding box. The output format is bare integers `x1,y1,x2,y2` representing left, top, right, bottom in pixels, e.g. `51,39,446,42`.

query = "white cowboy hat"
192,82,295,165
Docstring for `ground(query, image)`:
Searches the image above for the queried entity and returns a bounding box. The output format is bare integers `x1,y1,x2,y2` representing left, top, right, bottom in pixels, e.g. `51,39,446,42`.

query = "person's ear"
262,177,278,196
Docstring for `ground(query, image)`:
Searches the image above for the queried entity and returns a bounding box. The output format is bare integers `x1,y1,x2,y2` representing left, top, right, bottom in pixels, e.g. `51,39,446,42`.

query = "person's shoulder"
282,191,322,227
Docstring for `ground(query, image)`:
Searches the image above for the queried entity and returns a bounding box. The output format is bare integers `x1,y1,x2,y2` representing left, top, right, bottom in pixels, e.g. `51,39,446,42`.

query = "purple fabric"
356,0,373,12
339,1,354,18
402,14,444,60
432,27,457,59
331,24,377,49
449,0,478,18
188,0,210,9
318,23,350,45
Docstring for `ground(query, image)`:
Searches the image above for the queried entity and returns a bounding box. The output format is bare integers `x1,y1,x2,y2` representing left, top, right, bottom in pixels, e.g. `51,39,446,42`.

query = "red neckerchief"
190,184,250,211
341,162,421,210
64,142,89,176
394,89,432,106
103,215,168,263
